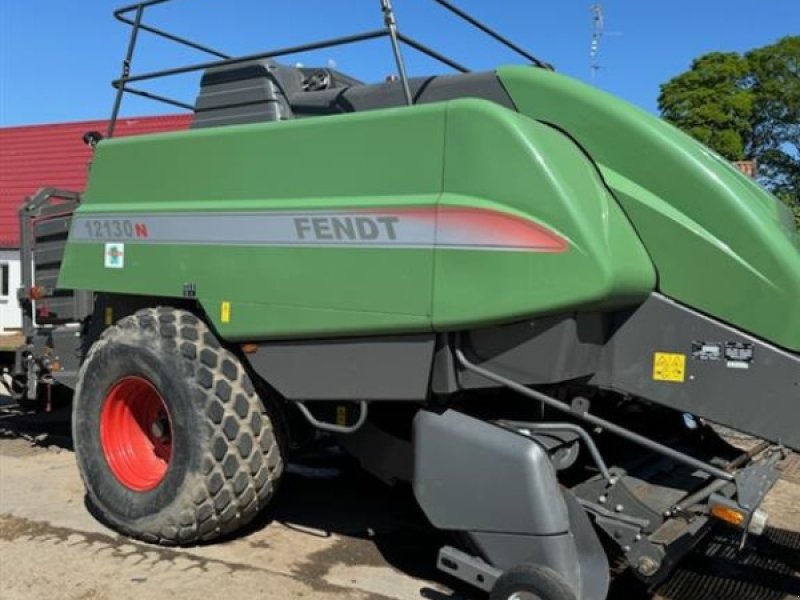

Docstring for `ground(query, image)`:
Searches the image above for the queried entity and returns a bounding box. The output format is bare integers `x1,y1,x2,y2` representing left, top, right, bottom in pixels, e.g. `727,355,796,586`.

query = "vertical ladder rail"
107,3,145,138
380,0,413,105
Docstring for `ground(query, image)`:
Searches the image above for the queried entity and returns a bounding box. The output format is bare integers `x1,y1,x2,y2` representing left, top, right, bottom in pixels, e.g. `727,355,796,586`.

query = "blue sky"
1,0,798,126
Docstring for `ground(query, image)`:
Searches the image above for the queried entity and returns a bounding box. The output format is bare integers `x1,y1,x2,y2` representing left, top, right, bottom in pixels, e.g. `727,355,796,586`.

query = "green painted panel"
83,105,446,205
61,105,447,336
433,100,655,328
61,242,431,339
501,66,800,350
60,96,657,338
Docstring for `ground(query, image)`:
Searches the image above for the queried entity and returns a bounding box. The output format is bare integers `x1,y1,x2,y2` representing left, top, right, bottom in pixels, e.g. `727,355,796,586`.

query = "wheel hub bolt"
151,416,169,440
637,556,661,577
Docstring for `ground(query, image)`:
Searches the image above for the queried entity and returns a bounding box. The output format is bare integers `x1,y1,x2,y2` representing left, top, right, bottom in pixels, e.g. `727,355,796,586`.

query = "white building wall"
0,249,22,332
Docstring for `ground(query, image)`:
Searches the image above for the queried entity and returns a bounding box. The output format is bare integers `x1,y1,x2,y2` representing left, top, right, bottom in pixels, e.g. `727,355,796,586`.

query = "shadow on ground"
0,401,73,451
242,444,478,599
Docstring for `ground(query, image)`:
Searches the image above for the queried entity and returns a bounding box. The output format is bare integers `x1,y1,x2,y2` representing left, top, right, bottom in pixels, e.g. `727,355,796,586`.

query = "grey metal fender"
413,409,609,600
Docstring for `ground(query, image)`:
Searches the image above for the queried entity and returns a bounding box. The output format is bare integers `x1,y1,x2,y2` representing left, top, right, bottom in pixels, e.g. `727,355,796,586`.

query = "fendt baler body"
59,69,800,350
55,66,800,453
60,96,655,339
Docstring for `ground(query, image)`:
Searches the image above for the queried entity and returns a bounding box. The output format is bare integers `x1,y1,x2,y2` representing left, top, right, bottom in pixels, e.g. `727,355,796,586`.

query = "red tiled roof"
0,114,192,249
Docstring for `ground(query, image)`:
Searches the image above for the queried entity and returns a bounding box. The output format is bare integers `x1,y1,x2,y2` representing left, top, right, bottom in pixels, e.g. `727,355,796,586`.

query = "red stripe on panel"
360,205,568,252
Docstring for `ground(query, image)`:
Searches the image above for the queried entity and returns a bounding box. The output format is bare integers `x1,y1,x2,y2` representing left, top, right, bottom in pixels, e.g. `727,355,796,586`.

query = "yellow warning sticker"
653,352,686,383
104,306,114,326
220,301,231,323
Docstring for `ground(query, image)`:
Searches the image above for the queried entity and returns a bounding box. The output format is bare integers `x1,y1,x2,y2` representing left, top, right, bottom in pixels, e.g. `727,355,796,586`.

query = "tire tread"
76,307,283,546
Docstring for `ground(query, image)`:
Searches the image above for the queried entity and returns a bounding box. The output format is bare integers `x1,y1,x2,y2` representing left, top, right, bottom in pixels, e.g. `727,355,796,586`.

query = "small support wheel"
490,564,577,600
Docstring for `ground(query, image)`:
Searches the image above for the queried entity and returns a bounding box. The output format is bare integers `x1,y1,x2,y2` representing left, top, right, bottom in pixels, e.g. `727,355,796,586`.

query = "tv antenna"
590,3,622,87
590,3,604,86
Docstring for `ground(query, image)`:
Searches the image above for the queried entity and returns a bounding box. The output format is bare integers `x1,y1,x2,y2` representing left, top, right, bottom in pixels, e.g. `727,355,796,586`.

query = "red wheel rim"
100,376,172,491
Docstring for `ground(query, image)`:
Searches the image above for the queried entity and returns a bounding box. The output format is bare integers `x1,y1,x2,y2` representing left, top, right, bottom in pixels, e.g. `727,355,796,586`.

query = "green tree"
658,52,753,160
658,37,800,228
746,37,800,206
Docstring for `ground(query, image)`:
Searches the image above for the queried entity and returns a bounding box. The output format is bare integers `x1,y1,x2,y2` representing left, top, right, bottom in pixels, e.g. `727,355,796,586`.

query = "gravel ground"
0,404,798,600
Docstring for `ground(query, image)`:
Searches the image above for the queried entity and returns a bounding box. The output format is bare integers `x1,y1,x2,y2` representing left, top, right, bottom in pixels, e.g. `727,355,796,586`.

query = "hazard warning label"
653,352,686,383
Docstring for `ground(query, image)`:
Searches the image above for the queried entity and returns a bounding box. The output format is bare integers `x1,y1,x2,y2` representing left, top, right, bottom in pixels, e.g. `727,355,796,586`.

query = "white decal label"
104,243,125,269
726,361,750,370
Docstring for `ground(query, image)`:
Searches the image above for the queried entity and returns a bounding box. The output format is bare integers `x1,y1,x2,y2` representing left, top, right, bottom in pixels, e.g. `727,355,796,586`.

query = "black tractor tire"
73,307,284,545
490,564,577,600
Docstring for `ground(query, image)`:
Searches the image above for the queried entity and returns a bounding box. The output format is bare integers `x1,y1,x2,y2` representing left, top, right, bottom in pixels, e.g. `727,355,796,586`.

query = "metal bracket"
294,400,368,434
735,448,784,510
437,545,501,592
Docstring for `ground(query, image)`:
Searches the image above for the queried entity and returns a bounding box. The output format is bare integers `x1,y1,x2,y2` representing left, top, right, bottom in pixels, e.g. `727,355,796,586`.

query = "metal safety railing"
107,0,551,138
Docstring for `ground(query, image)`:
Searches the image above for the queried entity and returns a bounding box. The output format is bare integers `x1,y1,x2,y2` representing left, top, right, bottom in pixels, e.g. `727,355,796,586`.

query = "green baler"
13,2,799,599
